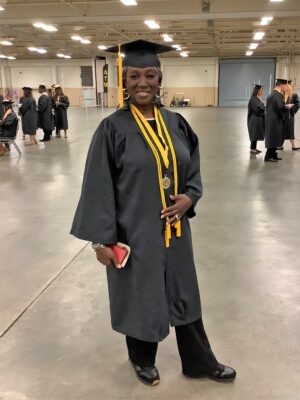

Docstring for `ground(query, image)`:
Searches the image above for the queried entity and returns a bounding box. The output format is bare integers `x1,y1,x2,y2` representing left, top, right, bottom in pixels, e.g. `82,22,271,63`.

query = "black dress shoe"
207,364,236,382
264,158,278,162
277,146,284,150
184,364,236,383
40,138,50,142
292,147,300,150
275,156,282,160
131,362,160,386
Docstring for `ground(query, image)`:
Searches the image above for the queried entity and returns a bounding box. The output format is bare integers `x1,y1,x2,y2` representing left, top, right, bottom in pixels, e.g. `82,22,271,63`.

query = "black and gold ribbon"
131,104,181,247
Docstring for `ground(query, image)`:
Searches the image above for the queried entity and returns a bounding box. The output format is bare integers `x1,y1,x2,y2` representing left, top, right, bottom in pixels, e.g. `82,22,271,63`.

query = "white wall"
161,57,217,88
56,66,82,88
276,56,300,91
0,58,94,89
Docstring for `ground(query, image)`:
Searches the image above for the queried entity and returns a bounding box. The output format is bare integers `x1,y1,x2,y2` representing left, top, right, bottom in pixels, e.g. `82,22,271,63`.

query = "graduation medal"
162,175,171,190
131,104,181,248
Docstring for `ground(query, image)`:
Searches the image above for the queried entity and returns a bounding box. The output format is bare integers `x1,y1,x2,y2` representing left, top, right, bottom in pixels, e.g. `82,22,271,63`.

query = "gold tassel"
118,45,124,108
165,222,171,248
175,220,181,238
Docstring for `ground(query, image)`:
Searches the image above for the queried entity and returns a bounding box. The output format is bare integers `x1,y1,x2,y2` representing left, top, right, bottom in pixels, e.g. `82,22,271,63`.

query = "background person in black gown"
0,100,18,156
264,79,292,162
37,84,54,142
279,81,300,151
54,86,69,138
19,87,38,145
0,91,4,120
247,85,265,155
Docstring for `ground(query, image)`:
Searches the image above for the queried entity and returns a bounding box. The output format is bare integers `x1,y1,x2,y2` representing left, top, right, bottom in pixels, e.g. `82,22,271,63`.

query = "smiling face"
124,67,160,107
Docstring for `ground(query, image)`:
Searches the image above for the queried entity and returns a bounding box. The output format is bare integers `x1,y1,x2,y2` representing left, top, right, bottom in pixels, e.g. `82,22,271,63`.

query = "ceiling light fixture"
71,35,82,41
98,45,108,50
120,0,137,5
57,53,71,59
0,6,5,11
71,35,91,44
270,0,283,2
28,47,47,54
144,20,160,29
253,31,265,41
246,51,253,56
0,40,13,46
162,34,173,42
7,56,16,60
260,16,273,25
180,51,189,57
249,43,258,50
172,44,182,51
33,22,57,32
0,54,7,58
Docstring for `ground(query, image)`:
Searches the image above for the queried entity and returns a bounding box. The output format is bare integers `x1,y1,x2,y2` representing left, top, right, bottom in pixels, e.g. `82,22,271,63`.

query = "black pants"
265,147,277,159
250,141,257,150
42,129,52,140
126,318,219,376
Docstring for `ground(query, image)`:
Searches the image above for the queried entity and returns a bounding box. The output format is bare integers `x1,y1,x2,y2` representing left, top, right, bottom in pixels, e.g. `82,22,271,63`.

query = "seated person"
0,100,18,156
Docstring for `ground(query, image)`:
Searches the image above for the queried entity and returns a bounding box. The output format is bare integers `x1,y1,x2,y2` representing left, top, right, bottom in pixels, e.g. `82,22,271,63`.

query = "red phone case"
109,244,128,265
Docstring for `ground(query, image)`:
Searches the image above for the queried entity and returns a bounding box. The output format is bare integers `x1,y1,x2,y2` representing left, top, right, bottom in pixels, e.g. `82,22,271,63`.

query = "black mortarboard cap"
276,78,288,85
2,99,14,105
105,39,174,68
288,80,292,84
22,86,32,90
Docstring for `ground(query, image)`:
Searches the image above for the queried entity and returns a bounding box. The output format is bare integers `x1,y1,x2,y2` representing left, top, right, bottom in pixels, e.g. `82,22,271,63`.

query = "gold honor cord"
118,45,124,108
131,105,169,169
130,105,181,247
157,110,181,238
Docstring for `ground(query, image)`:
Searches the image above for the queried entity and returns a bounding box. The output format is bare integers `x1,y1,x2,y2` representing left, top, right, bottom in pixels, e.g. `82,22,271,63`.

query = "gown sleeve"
70,118,118,244
177,113,203,218
62,96,70,109
291,94,300,117
38,96,48,112
19,98,31,115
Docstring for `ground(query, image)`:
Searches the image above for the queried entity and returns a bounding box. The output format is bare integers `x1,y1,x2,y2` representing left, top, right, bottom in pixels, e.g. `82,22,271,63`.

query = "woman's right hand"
95,247,122,269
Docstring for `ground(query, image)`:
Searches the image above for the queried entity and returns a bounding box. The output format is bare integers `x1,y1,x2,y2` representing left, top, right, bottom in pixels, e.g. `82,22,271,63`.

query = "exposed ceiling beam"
1,10,300,26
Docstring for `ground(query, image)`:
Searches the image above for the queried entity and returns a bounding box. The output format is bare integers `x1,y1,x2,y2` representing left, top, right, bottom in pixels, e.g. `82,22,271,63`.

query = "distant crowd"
247,79,299,162
0,84,70,156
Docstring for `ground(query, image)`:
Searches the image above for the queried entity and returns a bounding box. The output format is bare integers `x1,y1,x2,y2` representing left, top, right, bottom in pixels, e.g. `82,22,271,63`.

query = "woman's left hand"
161,194,193,226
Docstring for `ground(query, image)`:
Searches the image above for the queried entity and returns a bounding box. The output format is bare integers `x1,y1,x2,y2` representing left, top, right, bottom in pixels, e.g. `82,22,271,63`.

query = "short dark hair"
23,87,32,98
39,84,46,90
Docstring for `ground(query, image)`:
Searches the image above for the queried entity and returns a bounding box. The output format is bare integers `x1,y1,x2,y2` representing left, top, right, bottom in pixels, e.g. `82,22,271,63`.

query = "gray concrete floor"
0,107,300,400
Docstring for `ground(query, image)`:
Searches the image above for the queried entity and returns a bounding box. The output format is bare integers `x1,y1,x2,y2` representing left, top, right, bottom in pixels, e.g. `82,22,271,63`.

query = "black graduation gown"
0,95,4,120
283,94,300,140
71,107,202,342
37,94,54,131
49,95,56,127
265,90,287,148
0,112,18,138
247,96,265,142
55,96,69,130
19,97,37,135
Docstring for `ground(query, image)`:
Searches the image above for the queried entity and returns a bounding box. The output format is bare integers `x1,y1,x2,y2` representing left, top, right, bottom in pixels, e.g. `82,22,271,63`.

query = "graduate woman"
247,85,265,154
71,40,236,386
279,81,300,151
